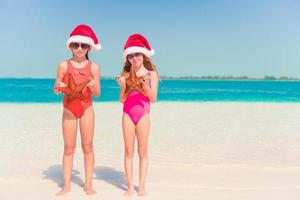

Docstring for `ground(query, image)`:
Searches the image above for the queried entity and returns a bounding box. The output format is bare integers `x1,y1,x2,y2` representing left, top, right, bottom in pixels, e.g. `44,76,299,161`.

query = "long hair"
121,55,157,76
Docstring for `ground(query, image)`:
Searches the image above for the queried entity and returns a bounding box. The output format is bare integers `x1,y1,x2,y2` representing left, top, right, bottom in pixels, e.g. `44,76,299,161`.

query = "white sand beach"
1,102,300,200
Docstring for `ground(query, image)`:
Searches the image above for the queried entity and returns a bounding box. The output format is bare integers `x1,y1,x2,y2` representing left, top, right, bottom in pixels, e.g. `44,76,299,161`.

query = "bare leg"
136,114,150,196
56,109,78,196
122,113,136,196
79,107,96,195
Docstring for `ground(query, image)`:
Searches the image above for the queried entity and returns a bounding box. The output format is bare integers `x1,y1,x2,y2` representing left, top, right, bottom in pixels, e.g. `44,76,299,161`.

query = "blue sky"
0,0,300,78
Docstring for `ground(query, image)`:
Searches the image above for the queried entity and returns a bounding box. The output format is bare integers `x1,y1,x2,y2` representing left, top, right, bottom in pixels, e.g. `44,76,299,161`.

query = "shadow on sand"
94,166,132,191
42,164,84,188
43,165,137,192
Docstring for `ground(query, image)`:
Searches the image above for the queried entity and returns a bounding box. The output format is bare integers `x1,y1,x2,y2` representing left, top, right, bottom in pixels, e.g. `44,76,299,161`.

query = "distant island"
157,75,300,80
1,75,299,80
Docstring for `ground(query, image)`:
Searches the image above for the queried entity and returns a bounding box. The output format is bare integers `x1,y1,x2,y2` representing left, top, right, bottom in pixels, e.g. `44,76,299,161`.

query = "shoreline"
1,101,300,104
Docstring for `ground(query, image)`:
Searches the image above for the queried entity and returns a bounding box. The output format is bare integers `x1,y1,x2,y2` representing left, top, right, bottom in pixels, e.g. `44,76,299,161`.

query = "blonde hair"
121,55,158,76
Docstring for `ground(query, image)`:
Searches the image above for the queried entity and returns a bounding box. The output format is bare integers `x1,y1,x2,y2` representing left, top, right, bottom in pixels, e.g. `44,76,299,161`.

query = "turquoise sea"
0,78,300,102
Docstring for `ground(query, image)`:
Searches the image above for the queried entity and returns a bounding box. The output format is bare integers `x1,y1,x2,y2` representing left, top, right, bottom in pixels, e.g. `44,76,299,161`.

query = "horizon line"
0,75,299,80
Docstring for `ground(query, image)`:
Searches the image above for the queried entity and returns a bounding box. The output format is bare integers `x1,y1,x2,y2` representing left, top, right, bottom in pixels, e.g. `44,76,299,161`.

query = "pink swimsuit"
123,73,151,125
62,60,92,118
123,91,150,125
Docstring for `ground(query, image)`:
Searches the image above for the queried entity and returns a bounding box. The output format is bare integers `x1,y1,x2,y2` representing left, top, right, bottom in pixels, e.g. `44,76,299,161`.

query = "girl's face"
69,42,91,58
127,52,143,68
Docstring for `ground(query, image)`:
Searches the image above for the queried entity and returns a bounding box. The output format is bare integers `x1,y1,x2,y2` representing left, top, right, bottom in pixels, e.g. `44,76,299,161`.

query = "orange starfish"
124,69,148,98
56,73,90,104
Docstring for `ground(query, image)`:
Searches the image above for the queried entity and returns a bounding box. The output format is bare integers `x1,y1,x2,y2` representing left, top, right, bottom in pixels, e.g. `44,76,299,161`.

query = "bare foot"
56,187,70,196
84,186,96,195
123,188,134,196
137,186,146,196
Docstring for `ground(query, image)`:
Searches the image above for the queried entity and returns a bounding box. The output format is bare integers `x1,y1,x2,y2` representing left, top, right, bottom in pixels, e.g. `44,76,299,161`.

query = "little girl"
53,24,101,195
116,34,159,196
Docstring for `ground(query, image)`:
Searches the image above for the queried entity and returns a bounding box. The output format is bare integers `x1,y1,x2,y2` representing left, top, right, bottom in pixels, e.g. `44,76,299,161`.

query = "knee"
124,147,134,159
138,148,148,159
64,145,76,156
82,143,94,154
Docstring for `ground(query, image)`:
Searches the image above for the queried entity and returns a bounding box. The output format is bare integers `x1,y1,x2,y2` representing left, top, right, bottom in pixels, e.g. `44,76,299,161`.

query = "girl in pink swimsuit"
53,24,101,196
116,34,159,196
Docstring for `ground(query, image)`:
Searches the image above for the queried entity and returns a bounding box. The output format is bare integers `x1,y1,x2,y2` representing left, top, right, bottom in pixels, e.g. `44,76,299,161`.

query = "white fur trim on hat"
123,46,155,60
149,49,155,56
94,44,101,50
67,35,101,50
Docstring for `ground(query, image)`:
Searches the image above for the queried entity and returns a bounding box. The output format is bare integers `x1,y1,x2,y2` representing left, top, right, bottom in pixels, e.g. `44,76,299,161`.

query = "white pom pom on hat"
67,24,101,51
123,33,155,61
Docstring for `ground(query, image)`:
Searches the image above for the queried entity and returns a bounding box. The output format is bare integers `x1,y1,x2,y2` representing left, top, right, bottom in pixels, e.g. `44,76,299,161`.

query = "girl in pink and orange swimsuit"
116,34,159,196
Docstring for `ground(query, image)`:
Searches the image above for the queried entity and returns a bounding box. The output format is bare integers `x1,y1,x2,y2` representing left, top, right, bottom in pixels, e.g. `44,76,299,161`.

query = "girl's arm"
116,75,127,103
142,71,159,103
53,62,67,95
88,63,101,97
119,86,126,103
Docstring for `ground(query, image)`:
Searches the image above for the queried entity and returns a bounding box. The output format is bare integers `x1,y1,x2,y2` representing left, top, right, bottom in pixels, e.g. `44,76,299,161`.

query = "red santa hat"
67,24,101,50
123,33,155,61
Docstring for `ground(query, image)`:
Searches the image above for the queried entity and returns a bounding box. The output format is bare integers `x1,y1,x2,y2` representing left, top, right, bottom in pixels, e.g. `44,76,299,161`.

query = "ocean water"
0,78,300,102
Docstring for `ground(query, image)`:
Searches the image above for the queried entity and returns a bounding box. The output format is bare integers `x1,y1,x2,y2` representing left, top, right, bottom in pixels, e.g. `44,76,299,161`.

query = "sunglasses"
69,42,90,50
127,53,143,60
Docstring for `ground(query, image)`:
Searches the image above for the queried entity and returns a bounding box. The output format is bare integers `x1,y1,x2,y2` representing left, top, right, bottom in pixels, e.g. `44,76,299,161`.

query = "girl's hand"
57,81,67,88
141,74,151,92
88,77,96,87
116,76,126,88
54,81,66,94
